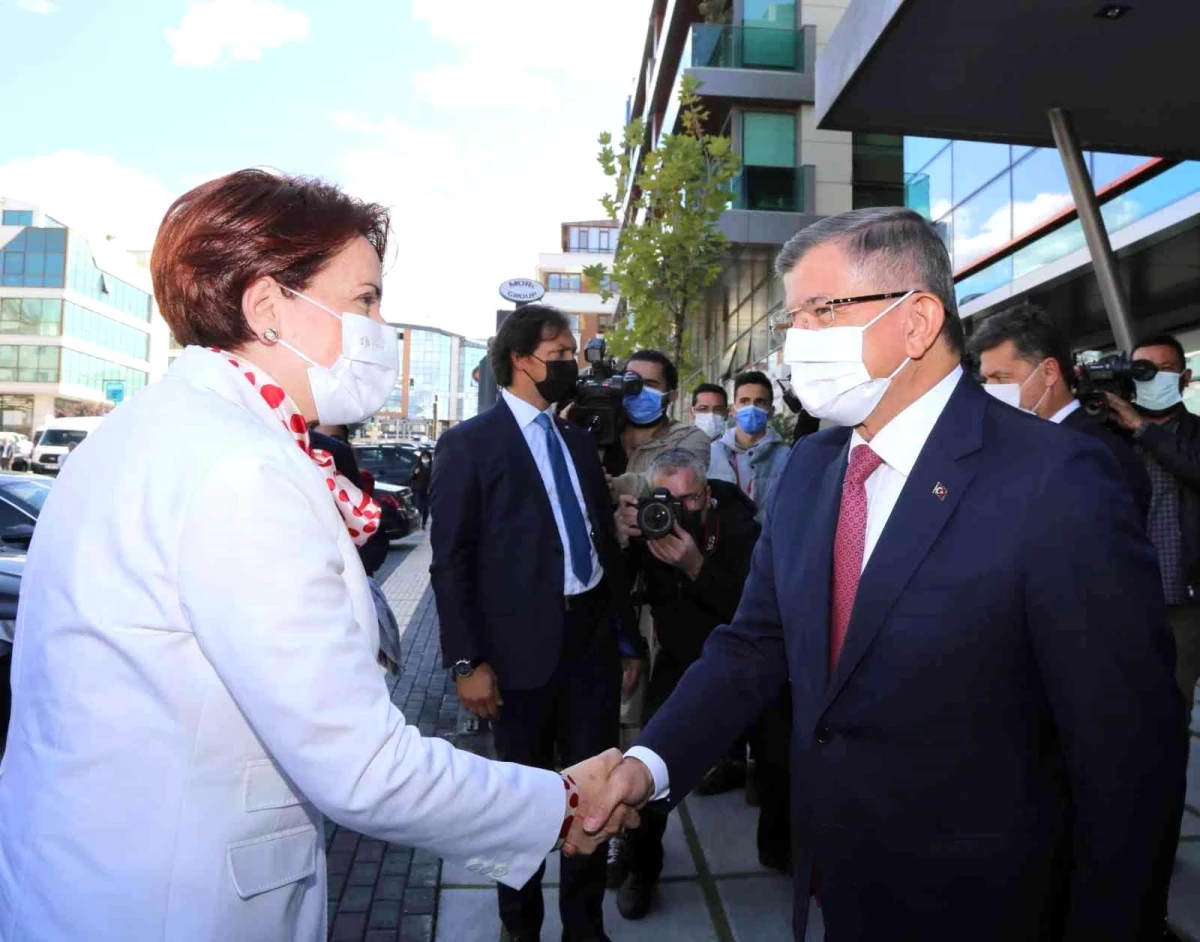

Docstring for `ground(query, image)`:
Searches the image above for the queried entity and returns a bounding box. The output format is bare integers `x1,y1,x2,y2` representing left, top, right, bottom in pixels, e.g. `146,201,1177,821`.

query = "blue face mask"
735,405,770,436
624,386,666,425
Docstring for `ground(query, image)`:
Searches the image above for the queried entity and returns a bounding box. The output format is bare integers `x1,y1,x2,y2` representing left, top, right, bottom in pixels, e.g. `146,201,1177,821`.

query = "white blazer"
0,347,565,942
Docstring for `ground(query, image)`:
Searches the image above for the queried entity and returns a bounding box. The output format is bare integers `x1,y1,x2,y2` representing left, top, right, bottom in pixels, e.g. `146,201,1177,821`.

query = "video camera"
1074,351,1159,417
636,487,683,541
571,337,644,446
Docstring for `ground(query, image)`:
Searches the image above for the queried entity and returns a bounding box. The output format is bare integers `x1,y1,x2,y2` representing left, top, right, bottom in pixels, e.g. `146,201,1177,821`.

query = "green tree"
583,73,740,376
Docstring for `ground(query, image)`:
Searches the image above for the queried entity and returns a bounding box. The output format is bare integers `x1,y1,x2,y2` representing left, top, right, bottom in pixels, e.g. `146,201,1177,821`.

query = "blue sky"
0,0,647,338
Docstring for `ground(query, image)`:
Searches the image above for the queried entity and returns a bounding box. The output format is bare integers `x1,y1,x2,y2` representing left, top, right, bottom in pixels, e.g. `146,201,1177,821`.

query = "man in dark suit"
581,208,1186,941
430,303,642,942
970,302,1152,520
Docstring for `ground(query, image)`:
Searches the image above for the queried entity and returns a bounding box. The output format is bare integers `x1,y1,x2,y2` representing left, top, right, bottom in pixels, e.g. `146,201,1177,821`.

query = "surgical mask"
529,356,579,404
735,405,769,436
982,360,1050,416
694,412,726,441
1135,370,1183,412
781,291,913,427
624,386,666,426
278,288,399,425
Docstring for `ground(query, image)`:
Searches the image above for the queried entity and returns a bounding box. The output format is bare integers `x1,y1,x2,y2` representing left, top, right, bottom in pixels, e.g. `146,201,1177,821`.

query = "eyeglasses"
768,290,917,338
678,489,708,509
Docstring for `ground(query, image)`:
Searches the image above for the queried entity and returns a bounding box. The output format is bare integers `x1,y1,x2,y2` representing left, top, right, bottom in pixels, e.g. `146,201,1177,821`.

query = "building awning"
816,0,1200,160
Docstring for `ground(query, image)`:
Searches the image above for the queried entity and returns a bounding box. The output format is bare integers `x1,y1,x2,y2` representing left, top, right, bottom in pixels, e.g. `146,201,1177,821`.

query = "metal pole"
1047,107,1136,352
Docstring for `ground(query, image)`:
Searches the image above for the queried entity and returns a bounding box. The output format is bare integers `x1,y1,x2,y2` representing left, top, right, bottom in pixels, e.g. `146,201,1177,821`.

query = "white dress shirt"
627,366,964,799
1048,398,1081,425
501,388,602,596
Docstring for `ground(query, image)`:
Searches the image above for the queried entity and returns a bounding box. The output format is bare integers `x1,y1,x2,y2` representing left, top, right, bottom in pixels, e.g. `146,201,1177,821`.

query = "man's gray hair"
649,448,708,486
774,207,963,353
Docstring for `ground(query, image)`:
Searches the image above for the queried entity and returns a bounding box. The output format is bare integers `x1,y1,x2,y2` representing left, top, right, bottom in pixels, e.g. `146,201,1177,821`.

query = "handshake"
557,749,658,857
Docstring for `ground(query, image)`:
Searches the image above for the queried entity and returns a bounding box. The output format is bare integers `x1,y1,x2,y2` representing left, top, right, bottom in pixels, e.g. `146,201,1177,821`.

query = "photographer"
1105,334,1200,711
608,350,712,500
611,450,787,919
970,304,1150,518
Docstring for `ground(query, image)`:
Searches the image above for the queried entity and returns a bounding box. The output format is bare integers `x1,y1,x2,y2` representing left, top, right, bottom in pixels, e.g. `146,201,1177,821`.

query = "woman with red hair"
0,170,625,941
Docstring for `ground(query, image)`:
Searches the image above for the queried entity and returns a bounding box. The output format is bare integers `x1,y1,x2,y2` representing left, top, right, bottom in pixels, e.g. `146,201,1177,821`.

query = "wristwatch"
452,659,477,678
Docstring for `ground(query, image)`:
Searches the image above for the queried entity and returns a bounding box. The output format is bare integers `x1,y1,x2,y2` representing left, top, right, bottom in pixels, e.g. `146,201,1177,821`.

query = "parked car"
0,542,24,757
375,482,421,539
352,441,417,487
31,416,104,475
0,473,51,533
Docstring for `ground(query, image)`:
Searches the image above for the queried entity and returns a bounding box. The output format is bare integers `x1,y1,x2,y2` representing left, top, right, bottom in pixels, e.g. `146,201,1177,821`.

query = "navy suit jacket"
429,396,637,690
638,374,1185,941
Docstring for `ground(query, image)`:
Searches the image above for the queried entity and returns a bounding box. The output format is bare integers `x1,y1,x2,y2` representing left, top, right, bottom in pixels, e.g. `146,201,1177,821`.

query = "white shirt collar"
1048,398,1082,424
500,387,554,429
849,365,963,477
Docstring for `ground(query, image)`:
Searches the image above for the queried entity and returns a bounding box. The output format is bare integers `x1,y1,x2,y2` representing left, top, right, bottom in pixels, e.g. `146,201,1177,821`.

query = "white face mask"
1134,370,1183,412
983,360,1050,416
694,412,726,440
277,288,399,425
781,291,914,427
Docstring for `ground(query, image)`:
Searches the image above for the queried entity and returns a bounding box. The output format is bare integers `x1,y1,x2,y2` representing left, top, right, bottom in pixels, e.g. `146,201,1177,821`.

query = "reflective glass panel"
924,145,952,221
903,137,950,175
952,172,1012,270
1092,152,1153,190
1011,148,1074,239
743,112,795,167
952,140,1011,206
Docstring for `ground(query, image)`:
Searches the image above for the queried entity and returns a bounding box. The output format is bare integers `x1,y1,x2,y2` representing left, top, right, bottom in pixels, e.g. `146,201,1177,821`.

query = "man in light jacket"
709,370,791,522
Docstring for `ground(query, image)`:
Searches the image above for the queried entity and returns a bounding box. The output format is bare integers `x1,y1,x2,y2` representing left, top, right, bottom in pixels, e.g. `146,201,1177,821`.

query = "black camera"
1075,352,1158,417
636,487,683,541
571,337,644,446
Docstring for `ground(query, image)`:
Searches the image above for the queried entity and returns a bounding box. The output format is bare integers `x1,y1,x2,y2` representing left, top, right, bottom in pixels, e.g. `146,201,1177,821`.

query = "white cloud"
165,0,310,68
0,151,175,250
953,191,1075,270
17,0,59,13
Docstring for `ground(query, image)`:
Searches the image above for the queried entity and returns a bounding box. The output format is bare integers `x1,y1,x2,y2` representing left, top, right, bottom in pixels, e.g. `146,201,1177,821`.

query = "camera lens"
638,501,673,538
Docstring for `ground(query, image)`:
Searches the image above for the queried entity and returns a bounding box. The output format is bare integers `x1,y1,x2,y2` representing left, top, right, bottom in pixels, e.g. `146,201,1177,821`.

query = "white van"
31,416,105,475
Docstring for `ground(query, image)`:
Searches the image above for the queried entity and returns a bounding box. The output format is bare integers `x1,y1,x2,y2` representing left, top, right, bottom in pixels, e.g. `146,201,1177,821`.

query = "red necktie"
830,445,883,673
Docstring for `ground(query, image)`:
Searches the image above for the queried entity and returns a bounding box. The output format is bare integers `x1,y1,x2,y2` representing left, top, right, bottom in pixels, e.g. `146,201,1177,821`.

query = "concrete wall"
800,0,853,215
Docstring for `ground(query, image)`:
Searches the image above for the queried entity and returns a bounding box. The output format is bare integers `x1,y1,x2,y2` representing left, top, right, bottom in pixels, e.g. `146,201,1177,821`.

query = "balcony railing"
691,24,804,72
729,164,814,213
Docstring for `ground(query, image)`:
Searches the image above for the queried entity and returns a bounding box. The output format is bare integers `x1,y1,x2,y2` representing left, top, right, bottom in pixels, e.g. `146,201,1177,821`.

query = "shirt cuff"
624,746,671,802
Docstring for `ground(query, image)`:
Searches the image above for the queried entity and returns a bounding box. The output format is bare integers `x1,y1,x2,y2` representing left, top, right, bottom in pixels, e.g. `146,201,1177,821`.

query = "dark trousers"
491,591,620,939
1169,602,1200,715
415,492,430,527
0,653,10,757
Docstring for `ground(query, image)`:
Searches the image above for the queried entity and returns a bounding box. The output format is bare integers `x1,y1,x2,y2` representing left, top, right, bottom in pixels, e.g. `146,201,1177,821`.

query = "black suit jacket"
638,375,1185,941
1061,405,1152,521
429,396,638,690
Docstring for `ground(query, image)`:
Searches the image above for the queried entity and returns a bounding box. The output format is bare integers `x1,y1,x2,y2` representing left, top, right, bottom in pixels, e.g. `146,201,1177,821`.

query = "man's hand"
559,749,642,856
614,494,641,546
621,657,644,696
561,756,656,856
456,662,502,721
647,523,704,580
1103,392,1146,433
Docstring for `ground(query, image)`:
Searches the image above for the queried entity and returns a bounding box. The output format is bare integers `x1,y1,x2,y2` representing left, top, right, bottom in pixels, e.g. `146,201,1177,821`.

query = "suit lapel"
792,438,849,701
825,376,986,706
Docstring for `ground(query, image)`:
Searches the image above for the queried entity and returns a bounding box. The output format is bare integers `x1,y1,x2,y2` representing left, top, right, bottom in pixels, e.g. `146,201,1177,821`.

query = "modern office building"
815,0,1200,405
537,220,620,364
0,198,169,437
619,0,899,397
373,324,487,439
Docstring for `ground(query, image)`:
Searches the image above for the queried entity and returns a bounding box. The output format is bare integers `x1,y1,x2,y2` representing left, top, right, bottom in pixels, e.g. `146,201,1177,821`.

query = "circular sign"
499,278,546,304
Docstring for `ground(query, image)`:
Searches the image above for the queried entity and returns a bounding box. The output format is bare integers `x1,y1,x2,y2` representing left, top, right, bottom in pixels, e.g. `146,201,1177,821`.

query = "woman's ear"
242,276,284,343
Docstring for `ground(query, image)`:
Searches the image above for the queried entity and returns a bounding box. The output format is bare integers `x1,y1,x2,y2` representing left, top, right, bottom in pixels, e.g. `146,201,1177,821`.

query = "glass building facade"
407,328,454,421
903,138,1200,305
458,339,487,422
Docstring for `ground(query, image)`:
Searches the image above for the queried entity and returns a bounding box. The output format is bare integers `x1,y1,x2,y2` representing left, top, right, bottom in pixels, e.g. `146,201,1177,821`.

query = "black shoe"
605,835,627,890
744,759,761,807
617,873,656,920
694,759,746,797
562,932,612,942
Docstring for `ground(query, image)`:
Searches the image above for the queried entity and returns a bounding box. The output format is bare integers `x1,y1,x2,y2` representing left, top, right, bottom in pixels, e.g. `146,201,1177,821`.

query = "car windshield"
0,479,50,513
40,430,87,447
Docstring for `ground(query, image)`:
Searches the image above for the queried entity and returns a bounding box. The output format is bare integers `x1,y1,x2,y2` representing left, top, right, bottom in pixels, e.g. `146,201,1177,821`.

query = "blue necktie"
535,413,594,587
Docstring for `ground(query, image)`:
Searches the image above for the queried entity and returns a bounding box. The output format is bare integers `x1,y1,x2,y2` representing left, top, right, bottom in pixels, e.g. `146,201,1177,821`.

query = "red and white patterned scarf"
212,348,382,546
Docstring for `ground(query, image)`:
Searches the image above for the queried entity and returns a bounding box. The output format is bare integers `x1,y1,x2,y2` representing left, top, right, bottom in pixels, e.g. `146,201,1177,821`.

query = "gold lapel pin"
932,482,948,501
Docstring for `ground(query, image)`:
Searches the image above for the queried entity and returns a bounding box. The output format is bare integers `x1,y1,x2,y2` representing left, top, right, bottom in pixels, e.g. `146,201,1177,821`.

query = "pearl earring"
263,328,279,344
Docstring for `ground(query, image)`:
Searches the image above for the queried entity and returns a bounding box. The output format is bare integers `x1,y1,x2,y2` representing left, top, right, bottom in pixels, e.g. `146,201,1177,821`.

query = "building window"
0,345,60,383
63,302,151,360
0,394,35,436
2,210,34,227
548,273,581,292
59,348,148,394
66,237,152,322
0,228,67,288
0,298,62,336
568,226,619,253
740,111,799,211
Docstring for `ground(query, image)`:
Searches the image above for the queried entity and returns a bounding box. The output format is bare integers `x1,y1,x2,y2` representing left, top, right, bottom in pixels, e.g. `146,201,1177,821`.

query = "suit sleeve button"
815,725,832,745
